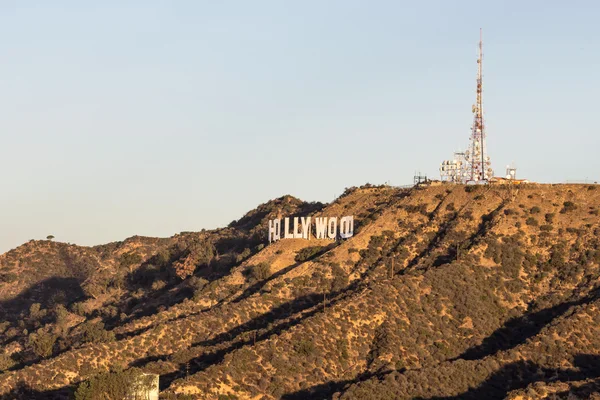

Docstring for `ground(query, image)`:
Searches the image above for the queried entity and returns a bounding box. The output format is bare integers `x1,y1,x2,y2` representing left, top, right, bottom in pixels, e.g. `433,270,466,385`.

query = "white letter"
315,217,328,239
301,217,311,239
293,217,303,238
340,216,354,239
268,219,281,243
328,217,337,239
284,217,294,239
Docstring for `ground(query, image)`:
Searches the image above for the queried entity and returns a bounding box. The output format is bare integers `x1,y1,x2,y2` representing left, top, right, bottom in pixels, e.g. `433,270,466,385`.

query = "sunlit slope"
0,183,599,400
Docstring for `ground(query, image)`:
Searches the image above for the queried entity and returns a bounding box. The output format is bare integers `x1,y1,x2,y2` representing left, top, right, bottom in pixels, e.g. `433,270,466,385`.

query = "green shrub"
295,246,327,263
0,272,18,283
28,330,56,358
294,339,315,356
75,368,155,400
248,262,271,281
331,264,349,291
217,395,239,400
119,251,142,271
235,248,252,263
560,201,577,214
0,353,14,372
79,321,115,344
71,302,87,317
526,217,538,226
545,213,555,223
530,206,541,214
403,204,428,215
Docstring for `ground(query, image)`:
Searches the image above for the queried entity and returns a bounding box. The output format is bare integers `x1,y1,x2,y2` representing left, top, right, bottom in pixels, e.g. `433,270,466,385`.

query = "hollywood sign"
268,216,354,243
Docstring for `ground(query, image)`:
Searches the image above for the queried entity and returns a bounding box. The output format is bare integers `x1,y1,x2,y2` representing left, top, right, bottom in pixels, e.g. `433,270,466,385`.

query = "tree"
119,252,143,274
79,321,115,344
75,368,156,400
46,235,55,240
248,262,271,281
28,330,56,358
0,354,15,372
28,303,46,327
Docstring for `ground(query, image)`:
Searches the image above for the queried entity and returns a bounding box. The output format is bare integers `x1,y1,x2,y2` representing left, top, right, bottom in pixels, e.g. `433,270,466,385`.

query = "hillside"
1,183,600,399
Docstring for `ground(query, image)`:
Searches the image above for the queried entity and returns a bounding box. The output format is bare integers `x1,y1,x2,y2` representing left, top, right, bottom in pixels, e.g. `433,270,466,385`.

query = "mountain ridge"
1,183,599,399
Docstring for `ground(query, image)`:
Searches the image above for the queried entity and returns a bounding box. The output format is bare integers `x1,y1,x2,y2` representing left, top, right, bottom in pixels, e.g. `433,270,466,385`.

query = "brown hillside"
0,183,599,399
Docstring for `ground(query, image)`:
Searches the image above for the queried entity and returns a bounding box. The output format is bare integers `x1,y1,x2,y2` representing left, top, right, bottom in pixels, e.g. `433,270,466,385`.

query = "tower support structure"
464,29,493,182
440,29,493,183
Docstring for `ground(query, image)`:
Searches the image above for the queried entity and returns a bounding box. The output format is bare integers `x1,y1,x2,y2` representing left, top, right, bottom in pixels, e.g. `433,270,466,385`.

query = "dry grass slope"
0,183,599,399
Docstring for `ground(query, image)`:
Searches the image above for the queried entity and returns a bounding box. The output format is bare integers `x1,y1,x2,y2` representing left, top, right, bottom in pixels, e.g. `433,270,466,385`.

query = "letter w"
314,217,328,239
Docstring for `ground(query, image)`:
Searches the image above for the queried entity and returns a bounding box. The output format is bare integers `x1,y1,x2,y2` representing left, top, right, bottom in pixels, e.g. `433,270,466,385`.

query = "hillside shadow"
281,371,379,400
419,354,600,400
431,200,506,269
455,288,598,361
554,376,600,398
284,355,600,400
403,211,461,272
158,292,327,389
158,280,366,390
0,382,72,400
0,277,84,322
233,242,337,304
232,261,301,303
116,234,250,329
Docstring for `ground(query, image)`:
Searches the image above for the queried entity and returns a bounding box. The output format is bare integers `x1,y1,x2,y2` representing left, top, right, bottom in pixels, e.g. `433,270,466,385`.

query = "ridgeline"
1,183,600,399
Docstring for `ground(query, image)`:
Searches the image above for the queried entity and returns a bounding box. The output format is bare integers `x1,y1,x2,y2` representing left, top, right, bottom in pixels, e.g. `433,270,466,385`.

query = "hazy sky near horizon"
1,1,599,253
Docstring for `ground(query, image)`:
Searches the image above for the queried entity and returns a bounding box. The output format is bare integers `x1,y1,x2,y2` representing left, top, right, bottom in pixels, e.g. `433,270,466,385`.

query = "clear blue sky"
1,1,599,253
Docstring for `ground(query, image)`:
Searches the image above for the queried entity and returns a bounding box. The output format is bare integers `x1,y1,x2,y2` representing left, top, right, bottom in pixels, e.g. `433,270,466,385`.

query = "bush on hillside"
0,272,18,283
331,263,349,292
295,246,328,263
0,353,15,372
79,321,115,345
560,201,577,214
526,217,538,227
294,339,316,356
75,368,155,400
27,330,56,359
119,252,143,272
247,263,271,281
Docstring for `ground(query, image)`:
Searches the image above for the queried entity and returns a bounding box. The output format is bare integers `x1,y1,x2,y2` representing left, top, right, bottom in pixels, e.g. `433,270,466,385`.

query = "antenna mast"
440,30,494,184
465,28,493,182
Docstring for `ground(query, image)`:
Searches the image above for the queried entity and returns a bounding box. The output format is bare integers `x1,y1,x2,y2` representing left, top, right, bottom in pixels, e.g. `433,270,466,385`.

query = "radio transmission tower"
464,29,493,182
